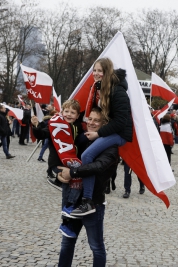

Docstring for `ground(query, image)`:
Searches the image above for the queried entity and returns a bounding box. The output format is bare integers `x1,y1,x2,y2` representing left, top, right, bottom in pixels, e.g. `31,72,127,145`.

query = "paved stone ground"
0,137,178,267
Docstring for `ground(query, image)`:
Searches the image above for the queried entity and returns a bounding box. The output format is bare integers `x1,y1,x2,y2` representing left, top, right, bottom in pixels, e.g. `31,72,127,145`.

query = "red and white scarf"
48,113,82,189
84,82,100,121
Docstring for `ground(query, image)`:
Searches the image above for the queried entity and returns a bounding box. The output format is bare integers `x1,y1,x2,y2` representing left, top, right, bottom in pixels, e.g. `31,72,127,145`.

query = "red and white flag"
69,31,176,208
17,95,26,108
151,73,178,103
20,64,53,104
153,98,175,124
53,87,61,112
1,103,24,125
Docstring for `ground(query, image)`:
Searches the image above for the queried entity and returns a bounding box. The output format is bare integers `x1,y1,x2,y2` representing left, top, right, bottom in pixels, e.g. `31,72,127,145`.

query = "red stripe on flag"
152,84,178,103
119,127,170,208
25,82,52,104
8,110,24,126
53,97,60,112
72,73,94,111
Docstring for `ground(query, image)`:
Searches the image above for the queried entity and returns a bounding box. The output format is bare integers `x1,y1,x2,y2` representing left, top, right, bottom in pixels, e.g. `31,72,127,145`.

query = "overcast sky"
12,0,178,13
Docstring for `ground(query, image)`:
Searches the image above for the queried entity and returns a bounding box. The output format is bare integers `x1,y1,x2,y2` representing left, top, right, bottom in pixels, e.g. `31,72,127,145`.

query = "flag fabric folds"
53,87,61,112
153,98,175,124
1,103,24,125
151,73,178,103
17,95,26,108
69,31,176,208
35,103,44,123
20,64,52,104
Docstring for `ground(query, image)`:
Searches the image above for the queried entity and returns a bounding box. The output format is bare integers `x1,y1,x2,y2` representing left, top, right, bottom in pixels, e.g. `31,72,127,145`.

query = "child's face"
62,106,79,123
93,62,103,82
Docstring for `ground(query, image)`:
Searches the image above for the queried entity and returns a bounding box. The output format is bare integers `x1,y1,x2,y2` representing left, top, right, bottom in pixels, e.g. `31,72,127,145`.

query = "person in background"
19,104,31,145
160,114,174,165
123,161,145,198
0,104,15,159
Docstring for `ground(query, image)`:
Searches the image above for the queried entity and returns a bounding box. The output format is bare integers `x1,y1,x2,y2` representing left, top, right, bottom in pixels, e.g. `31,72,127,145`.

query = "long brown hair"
93,58,119,119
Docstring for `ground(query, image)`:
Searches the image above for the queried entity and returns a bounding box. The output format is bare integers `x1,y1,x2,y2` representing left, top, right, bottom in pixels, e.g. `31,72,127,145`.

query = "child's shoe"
61,206,79,219
58,224,77,238
70,198,96,216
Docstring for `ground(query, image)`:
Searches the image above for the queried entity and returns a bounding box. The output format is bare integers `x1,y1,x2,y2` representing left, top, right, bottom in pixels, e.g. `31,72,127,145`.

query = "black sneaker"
47,173,56,179
139,187,145,194
38,158,46,162
70,198,96,216
47,178,62,191
6,154,15,159
123,191,130,198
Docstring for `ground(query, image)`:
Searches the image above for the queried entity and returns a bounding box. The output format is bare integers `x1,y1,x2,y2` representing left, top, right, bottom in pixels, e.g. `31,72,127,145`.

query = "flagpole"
26,140,42,162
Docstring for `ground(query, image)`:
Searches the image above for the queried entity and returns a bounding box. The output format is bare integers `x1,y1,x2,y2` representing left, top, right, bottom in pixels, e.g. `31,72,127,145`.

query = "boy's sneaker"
70,198,96,216
61,206,79,219
47,172,56,179
58,224,77,238
47,178,62,191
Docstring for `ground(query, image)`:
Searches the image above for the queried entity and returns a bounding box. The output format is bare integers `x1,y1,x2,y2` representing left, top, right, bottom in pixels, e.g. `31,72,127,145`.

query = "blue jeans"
124,162,144,193
12,119,20,136
0,136,9,156
39,138,49,159
81,134,126,199
58,204,106,267
62,183,82,207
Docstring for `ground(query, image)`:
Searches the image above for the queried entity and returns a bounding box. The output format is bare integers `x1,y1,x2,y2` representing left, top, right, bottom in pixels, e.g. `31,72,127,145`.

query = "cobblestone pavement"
0,137,178,267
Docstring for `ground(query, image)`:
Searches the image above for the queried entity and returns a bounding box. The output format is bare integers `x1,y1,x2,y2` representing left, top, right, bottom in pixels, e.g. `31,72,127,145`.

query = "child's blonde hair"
62,99,81,114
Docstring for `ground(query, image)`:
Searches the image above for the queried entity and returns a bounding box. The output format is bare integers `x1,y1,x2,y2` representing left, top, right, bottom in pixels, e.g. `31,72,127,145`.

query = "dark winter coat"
98,69,133,142
22,109,31,125
0,111,9,137
70,145,119,204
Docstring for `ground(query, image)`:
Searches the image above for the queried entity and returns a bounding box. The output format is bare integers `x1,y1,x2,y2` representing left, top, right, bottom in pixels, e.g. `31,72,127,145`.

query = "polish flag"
20,64,53,104
151,73,178,103
1,103,24,125
69,31,176,208
153,98,175,124
17,95,26,108
53,87,61,112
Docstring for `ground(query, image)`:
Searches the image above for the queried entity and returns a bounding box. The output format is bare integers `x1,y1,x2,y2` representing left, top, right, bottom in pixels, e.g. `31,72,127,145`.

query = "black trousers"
163,144,171,164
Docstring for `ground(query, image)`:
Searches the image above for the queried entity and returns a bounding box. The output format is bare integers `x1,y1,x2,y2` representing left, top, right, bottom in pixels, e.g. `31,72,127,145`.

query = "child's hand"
84,131,99,140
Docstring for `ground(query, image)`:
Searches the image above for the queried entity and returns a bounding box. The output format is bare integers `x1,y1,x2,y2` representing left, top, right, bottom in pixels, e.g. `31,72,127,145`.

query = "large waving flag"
151,73,178,103
20,64,53,104
1,103,24,125
53,87,61,112
69,31,176,208
153,98,175,124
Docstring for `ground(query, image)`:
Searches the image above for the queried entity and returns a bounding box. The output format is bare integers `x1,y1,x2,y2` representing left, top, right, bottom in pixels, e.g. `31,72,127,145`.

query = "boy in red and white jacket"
160,114,174,164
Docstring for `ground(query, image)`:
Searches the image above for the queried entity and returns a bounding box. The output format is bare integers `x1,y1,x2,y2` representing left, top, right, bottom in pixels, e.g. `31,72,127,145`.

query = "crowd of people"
0,57,177,267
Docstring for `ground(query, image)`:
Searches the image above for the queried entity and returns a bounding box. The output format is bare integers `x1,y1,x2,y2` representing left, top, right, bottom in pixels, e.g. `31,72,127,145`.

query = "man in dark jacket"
0,104,15,159
57,107,119,267
19,104,31,145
